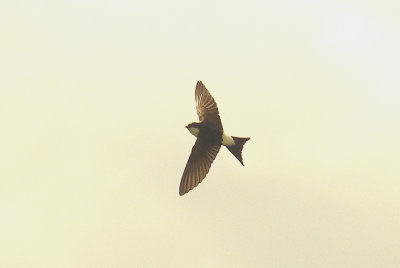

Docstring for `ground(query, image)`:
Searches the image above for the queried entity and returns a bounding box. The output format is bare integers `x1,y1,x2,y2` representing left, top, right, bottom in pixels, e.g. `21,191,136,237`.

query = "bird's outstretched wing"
179,138,221,195
195,81,223,130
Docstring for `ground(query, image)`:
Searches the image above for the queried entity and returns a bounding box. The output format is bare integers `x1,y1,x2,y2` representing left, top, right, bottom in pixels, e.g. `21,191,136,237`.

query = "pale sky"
1,0,400,267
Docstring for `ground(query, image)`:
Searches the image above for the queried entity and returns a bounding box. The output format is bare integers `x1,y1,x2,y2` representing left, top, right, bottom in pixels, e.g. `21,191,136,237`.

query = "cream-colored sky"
1,0,400,267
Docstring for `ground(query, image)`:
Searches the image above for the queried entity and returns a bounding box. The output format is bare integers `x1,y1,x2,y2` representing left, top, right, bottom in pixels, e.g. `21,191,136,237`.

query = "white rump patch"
222,132,235,146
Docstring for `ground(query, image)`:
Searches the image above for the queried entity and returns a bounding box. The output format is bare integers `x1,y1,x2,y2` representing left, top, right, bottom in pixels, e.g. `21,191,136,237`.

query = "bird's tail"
226,136,250,166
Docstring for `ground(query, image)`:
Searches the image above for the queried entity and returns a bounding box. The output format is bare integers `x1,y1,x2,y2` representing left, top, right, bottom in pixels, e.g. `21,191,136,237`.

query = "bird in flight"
179,81,250,195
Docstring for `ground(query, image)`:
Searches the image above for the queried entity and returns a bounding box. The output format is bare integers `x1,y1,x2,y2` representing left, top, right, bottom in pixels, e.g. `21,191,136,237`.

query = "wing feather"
195,81,223,130
179,138,221,195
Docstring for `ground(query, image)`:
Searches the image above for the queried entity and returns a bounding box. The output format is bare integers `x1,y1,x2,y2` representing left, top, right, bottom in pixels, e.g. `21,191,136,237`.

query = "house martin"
179,81,250,195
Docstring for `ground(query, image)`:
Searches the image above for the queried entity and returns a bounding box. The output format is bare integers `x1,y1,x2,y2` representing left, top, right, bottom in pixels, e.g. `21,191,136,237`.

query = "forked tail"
226,136,250,166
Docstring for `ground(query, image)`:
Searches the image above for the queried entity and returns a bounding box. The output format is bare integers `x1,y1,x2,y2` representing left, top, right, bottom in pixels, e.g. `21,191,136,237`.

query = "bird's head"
186,122,200,137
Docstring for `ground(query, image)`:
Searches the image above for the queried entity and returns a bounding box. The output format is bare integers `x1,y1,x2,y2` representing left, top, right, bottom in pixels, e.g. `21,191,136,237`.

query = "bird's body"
188,123,235,146
179,81,250,196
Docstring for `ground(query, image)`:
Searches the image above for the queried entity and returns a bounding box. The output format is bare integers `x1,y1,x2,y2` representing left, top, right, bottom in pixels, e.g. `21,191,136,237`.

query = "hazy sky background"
1,0,400,267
